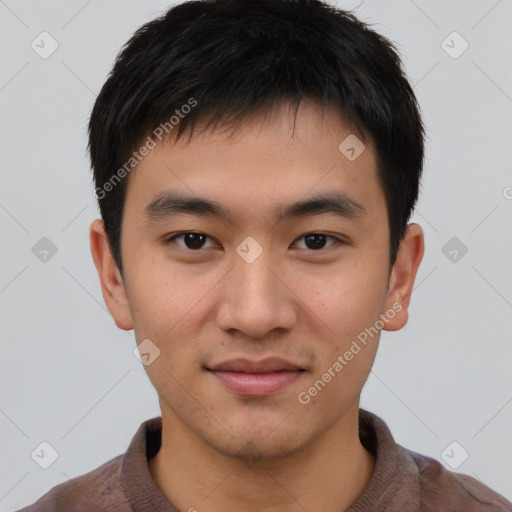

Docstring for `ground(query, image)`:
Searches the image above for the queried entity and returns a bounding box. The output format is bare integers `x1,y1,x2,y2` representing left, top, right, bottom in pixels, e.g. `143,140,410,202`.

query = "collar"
120,409,416,512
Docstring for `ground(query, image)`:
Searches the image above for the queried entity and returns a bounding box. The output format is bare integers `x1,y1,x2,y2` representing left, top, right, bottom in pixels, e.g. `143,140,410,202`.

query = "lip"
207,357,304,373
206,358,305,396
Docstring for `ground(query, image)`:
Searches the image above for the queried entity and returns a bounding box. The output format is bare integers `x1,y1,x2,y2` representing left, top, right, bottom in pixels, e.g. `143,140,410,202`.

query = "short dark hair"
88,0,425,277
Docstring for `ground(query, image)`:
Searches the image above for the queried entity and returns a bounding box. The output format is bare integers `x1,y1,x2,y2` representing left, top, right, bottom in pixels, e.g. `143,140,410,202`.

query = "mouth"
205,357,306,396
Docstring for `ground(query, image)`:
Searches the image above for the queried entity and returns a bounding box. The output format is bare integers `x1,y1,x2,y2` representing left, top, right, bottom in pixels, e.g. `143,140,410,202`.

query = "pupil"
305,234,326,250
185,233,205,250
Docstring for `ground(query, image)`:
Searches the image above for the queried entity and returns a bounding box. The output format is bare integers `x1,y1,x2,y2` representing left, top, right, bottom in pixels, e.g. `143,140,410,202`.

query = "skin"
90,99,424,512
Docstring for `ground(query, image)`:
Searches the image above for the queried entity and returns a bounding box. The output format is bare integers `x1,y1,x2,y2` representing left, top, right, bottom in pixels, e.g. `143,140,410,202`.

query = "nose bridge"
236,249,276,301
215,243,296,336
233,243,280,309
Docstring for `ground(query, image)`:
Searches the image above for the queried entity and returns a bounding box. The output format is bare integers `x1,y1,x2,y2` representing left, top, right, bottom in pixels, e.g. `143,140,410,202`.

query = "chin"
195,419,314,464
214,436,307,463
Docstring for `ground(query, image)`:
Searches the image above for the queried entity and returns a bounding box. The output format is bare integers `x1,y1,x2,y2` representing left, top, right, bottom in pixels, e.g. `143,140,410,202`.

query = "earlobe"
383,223,424,331
90,219,134,330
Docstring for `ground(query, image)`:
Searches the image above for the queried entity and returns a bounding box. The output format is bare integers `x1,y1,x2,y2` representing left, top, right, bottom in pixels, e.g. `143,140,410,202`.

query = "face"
91,100,422,461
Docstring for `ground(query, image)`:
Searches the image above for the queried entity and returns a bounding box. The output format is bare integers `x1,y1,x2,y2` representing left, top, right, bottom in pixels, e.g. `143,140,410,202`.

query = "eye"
163,232,343,252
292,233,341,251
163,232,218,250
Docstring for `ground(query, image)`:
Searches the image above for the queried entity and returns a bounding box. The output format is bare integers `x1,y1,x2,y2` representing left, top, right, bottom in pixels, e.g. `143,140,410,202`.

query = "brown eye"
294,233,340,251
304,234,327,250
164,232,217,250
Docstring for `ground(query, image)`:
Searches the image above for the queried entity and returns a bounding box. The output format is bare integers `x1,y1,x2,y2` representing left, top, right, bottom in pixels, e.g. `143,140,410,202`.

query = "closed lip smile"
206,357,306,396
206,357,305,373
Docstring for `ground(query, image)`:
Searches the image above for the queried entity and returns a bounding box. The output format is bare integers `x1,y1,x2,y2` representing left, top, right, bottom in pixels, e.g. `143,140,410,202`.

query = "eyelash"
162,232,344,252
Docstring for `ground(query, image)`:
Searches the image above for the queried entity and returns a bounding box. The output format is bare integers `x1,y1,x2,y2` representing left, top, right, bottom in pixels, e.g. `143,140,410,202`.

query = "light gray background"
1,0,511,510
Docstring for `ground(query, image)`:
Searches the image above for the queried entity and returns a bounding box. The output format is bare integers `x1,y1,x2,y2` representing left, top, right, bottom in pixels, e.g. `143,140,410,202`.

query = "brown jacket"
16,409,512,511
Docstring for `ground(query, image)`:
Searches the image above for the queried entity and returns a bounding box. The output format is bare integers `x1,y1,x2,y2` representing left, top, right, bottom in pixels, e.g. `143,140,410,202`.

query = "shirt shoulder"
352,410,512,512
404,447,512,512
14,453,133,512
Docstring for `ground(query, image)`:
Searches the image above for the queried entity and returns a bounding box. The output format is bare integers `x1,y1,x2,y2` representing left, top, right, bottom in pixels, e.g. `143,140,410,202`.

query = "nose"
215,247,298,339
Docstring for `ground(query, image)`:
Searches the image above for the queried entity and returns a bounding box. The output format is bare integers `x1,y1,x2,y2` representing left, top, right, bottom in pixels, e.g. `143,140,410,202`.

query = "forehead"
123,100,383,224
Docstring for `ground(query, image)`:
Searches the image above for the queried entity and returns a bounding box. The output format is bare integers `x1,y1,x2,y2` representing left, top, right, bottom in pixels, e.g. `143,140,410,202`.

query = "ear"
89,219,133,330
383,223,424,331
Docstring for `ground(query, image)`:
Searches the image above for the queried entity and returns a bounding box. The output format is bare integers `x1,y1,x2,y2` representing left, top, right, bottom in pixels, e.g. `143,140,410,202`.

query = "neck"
148,403,375,512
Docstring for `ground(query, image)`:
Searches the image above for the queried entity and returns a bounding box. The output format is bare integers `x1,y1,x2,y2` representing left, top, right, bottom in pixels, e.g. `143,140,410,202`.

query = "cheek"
124,246,205,330
127,264,208,386
296,272,384,409
292,257,388,344
125,255,226,370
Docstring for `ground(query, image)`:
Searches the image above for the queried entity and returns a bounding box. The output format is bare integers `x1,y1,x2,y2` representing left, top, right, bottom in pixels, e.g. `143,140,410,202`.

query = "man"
17,0,512,510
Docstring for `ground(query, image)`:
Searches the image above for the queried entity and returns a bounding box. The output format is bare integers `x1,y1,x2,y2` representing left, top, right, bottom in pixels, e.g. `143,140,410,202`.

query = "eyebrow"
143,190,366,225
